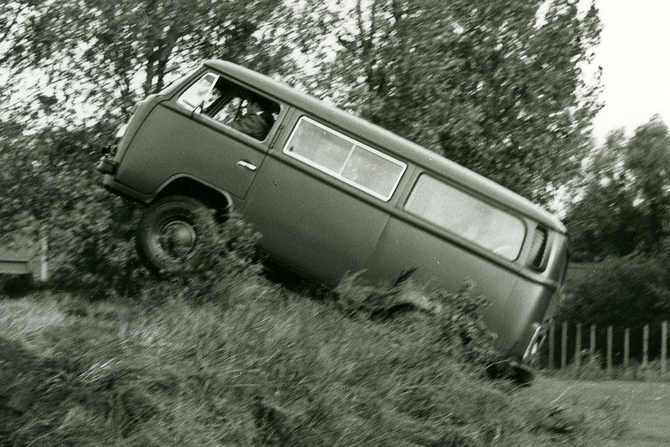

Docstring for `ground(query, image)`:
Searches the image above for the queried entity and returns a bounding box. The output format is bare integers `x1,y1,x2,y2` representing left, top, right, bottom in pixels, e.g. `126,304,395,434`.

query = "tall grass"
0,218,626,446
2,284,625,446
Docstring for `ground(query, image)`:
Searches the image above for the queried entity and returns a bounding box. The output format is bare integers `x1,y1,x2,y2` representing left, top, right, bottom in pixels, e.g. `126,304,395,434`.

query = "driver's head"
246,94,272,114
246,98,262,114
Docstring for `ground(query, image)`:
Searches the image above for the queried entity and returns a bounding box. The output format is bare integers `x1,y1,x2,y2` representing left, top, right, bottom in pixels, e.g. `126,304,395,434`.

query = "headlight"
115,124,128,139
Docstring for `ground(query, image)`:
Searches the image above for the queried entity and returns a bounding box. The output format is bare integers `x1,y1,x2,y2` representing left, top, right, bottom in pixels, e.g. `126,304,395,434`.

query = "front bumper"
97,156,118,175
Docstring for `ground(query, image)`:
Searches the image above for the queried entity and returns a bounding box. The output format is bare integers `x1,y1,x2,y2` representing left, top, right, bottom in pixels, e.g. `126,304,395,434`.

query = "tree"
312,0,602,204
566,116,670,260
0,0,326,295
3,0,606,292
2,0,297,123
565,129,642,260
624,115,670,250
0,1,44,110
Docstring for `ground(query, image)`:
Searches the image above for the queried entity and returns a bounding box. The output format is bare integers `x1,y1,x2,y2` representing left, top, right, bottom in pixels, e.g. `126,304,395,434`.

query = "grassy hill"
1,267,626,447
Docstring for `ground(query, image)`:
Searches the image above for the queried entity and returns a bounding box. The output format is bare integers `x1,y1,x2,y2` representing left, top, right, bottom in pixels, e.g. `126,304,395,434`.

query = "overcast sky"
591,0,670,143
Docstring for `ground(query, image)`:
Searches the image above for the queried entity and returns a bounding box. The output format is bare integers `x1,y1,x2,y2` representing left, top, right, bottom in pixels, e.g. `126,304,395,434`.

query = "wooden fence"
545,321,669,375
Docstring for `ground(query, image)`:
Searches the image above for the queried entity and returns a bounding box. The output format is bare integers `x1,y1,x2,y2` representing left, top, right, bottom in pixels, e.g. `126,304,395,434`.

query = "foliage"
1,0,606,291
0,0,329,288
0,0,335,133
557,256,670,329
1,287,626,446
1,119,264,301
624,116,670,249
0,121,144,299
311,0,602,204
3,1,605,202
0,1,45,104
152,211,264,304
566,130,642,260
335,272,497,367
566,116,670,260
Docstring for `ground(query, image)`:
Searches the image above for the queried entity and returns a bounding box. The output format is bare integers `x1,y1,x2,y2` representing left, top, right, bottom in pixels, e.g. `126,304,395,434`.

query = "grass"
1,273,628,447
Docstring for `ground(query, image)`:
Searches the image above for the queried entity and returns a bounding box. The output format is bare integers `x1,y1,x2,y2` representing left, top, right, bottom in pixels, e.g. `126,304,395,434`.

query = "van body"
98,60,569,367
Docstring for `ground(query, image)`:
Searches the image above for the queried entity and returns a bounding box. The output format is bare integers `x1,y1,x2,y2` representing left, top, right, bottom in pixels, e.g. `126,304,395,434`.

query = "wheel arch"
152,176,232,213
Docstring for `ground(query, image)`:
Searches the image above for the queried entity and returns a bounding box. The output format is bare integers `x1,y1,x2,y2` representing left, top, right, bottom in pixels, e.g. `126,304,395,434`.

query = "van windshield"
405,175,526,260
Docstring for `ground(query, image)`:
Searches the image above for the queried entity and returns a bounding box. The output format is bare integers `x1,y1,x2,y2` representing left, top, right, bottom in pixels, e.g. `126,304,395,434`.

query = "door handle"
237,160,257,171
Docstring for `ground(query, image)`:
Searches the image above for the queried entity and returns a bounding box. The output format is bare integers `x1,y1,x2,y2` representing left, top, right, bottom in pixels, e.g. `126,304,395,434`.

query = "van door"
243,116,407,285
115,71,281,200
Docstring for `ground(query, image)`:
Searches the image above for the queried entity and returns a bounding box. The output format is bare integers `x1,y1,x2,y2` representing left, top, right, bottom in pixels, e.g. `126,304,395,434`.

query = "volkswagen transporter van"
98,60,569,372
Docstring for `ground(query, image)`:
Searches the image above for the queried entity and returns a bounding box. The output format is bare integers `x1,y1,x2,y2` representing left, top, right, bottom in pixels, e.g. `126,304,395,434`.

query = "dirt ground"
526,377,670,447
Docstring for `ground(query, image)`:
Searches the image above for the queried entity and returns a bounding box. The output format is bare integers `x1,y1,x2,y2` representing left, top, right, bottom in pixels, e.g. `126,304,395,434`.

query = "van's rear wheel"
137,195,214,274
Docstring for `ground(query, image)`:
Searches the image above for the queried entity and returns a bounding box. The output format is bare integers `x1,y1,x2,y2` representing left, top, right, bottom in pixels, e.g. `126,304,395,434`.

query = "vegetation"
552,255,670,367
0,0,652,443
557,117,670,349
2,0,615,350
1,244,625,446
566,116,670,261
558,256,670,329
1,1,603,238
319,0,602,204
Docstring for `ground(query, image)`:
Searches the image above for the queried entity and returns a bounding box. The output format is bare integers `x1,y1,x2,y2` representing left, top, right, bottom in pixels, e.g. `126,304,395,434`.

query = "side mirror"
192,99,205,116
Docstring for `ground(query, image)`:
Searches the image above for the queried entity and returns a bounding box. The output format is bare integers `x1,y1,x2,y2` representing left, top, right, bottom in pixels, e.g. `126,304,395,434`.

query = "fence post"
607,326,613,375
643,324,649,369
548,321,555,370
590,324,596,361
624,328,630,369
662,321,668,376
575,323,582,368
39,234,49,281
561,321,568,369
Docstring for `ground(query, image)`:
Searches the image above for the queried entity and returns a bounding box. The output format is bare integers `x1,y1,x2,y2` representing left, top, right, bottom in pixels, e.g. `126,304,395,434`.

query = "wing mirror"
192,98,205,116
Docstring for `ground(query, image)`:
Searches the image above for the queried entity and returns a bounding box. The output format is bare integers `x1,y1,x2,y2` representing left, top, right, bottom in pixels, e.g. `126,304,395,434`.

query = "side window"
284,117,406,201
177,72,280,141
405,174,526,260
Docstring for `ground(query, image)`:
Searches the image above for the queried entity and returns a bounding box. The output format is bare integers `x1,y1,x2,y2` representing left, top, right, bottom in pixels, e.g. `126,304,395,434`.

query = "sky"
591,0,670,143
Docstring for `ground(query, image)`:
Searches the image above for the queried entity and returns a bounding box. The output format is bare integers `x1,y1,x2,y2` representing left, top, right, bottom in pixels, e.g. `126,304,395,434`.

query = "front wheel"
136,195,214,274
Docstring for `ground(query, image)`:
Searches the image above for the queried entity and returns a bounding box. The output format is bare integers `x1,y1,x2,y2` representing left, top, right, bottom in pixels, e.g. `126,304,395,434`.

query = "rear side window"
405,174,526,260
284,117,406,201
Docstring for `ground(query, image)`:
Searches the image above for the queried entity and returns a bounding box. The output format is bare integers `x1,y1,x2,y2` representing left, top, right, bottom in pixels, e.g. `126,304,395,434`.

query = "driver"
229,94,275,140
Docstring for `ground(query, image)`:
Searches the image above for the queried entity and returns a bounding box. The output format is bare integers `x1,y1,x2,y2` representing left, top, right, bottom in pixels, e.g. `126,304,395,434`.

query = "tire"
136,195,215,274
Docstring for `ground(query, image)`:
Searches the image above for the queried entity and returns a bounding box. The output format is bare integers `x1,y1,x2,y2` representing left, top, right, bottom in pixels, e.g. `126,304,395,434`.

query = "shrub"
51,198,264,303
335,271,497,369
555,255,670,366
49,193,144,300
0,275,35,298
557,255,670,329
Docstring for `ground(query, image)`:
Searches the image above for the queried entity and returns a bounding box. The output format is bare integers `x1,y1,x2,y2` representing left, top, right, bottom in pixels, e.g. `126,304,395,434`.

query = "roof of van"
204,60,566,233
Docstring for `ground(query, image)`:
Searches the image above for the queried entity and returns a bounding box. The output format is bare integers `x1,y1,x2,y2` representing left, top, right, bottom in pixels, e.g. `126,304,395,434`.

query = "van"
98,60,569,373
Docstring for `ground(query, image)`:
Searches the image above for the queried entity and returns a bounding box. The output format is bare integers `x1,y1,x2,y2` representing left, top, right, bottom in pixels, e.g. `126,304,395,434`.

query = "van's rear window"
284,117,406,201
405,175,526,260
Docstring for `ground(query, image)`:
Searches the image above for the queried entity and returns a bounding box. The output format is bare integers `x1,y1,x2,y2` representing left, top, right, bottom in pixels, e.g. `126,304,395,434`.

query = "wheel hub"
160,220,197,258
